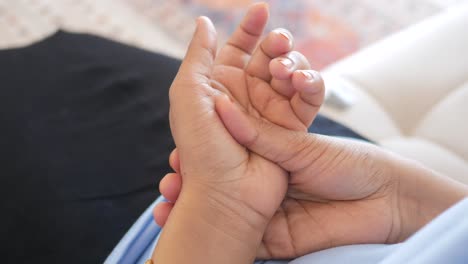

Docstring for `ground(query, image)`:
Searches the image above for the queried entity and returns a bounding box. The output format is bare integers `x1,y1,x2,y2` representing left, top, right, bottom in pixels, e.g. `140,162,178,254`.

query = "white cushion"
321,4,468,183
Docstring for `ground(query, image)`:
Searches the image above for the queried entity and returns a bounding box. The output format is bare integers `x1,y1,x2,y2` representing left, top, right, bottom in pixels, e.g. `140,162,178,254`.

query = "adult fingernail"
279,58,293,69
220,93,234,103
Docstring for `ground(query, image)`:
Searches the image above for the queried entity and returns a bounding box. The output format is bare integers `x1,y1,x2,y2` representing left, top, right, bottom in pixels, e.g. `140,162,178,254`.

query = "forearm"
391,154,468,241
151,187,263,264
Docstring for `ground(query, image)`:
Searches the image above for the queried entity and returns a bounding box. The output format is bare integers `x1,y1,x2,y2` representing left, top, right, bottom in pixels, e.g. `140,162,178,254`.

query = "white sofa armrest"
321,4,468,183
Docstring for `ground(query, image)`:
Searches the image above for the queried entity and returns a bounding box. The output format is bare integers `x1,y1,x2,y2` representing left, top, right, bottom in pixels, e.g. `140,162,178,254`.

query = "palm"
204,62,293,223
212,60,397,259
211,63,307,132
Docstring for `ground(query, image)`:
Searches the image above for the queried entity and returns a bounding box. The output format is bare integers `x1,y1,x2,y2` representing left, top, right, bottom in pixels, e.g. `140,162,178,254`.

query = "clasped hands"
150,3,466,263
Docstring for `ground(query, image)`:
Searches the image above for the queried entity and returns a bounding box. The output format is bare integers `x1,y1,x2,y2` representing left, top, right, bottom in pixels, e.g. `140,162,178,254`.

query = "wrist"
391,155,468,242
180,184,268,243
152,184,266,263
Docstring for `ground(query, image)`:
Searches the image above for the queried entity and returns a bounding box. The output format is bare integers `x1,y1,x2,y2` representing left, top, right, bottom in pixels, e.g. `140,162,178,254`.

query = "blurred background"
0,0,466,69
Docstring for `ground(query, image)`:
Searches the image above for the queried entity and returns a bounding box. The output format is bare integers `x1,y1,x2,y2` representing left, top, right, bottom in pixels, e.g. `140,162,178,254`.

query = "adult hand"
162,109,468,260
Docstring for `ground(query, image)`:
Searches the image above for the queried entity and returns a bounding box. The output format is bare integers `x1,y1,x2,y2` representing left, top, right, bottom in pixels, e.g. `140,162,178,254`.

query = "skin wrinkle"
300,145,345,187
169,78,211,104
291,99,317,127
286,137,332,182
322,202,339,249
200,182,269,234
209,78,231,96
246,75,269,110
244,72,259,116
180,118,250,182
385,194,397,245
211,67,240,95
354,148,397,200
261,207,285,259
298,90,323,108
266,208,288,258
262,94,296,126
183,47,215,78
259,38,275,61
211,65,252,109
226,39,252,56
250,119,278,158
216,6,267,69
247,31,281,82
356,197,393,244
392,173,404,243
179,112,213,143
239,21,264,38
357,169,386,200
296,199,335,252
290,137,329,173
194,191,260,251
218,45,251,68
237,73,266,120
276,133,317,170
264,94,293,124
379,160,403,244
177,141,247,184
254,79,277,113
283,201,300,258
247,75,305,131
227,24,261,55
242,120,261,150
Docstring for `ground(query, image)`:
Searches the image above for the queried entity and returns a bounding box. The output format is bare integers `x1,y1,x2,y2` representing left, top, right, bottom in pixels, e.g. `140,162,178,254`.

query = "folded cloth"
106,197,468,264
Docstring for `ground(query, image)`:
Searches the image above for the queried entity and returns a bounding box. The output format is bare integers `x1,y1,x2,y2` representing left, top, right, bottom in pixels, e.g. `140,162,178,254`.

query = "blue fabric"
105,198,468,264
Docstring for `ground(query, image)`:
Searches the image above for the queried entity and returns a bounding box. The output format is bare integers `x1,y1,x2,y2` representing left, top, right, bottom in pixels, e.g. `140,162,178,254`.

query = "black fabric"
0,31,178,263
0,31,369,263
309,115,370,142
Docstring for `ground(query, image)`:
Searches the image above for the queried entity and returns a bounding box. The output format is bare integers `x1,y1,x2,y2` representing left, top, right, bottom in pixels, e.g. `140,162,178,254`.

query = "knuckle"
243,118,266,148
279,132,318,170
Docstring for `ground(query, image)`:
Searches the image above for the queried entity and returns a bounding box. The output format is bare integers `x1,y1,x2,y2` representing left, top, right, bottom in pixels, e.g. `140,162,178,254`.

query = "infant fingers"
159,173,182,202
169,148,180,173
290,70,325,127
153,202,174,227
269,51,311,98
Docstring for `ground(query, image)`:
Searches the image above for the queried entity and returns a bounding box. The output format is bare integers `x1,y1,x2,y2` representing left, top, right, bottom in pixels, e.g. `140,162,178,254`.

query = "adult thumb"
215,95,330,173
177,16,217,82
169,17,247,167
169,16,219,145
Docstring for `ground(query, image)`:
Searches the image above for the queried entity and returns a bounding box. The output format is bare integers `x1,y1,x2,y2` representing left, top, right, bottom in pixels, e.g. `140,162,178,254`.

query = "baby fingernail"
276,29,293,48
279,58,293,69
301,71,314,81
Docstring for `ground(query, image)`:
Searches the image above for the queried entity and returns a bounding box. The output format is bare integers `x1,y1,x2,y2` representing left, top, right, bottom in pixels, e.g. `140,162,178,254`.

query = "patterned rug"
1,0,465,68
125,0,461,69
